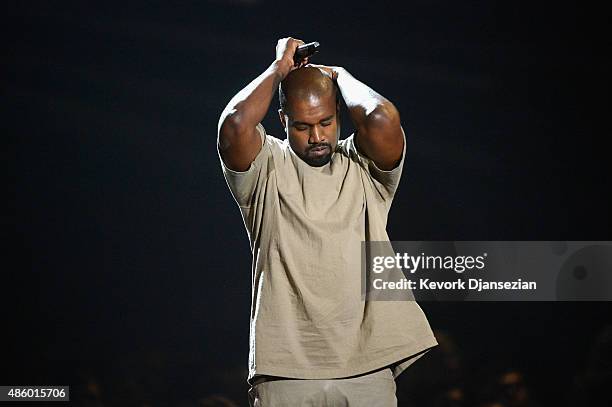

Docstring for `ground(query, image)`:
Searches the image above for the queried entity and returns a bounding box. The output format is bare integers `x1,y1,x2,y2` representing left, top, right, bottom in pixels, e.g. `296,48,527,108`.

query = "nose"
309,126,324,144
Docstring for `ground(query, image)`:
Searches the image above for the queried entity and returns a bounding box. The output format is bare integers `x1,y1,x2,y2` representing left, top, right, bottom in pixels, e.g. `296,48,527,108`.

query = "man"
217,37,437,406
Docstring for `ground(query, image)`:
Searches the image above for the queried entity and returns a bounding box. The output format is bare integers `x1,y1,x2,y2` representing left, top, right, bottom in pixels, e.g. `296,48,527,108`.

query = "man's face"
279,92,339,167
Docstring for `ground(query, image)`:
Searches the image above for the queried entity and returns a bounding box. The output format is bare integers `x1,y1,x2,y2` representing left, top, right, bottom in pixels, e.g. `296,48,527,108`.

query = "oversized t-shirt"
219,123,438,384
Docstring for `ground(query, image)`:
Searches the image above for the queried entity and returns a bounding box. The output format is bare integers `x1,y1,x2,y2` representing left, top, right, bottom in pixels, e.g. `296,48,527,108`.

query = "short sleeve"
219,123,271,208
342,126,406,201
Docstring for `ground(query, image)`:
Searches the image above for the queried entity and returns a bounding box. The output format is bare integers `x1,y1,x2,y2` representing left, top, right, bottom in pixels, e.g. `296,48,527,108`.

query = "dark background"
6,0,611,405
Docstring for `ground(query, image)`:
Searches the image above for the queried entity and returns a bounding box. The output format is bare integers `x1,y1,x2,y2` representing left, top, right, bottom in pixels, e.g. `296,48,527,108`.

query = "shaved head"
279,67,338,115
277,67,341,167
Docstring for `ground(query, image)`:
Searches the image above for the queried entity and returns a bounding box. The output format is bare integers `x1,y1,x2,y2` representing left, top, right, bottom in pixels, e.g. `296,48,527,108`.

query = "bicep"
355,114,404,171
217,118,264,172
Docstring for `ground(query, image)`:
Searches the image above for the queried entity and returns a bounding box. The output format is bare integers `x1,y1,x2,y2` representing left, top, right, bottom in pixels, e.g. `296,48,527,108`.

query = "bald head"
276,67,341,167
279,67,338,115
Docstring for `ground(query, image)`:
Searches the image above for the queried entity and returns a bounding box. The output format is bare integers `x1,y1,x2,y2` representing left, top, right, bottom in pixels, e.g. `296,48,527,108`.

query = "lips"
308,145,330,157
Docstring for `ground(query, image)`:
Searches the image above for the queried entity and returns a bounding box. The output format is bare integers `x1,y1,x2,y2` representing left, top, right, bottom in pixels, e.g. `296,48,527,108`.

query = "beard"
304,143,333,167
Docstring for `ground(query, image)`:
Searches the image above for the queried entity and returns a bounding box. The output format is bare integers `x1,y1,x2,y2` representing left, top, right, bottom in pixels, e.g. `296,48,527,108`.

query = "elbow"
218,110,246,134
365,101,401,130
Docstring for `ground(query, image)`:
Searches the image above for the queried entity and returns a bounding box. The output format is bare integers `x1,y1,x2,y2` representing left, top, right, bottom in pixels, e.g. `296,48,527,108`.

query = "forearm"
335,67,400,132
217,37,307,171
332,67,403,170
219,59,292,132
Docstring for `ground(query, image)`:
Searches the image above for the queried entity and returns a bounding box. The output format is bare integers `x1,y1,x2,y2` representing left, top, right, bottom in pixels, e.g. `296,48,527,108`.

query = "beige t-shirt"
220,123,438,384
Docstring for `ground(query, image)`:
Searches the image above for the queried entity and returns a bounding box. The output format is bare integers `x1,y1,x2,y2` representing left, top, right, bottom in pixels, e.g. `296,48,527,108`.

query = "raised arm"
307,64,404,171
218,37,308,171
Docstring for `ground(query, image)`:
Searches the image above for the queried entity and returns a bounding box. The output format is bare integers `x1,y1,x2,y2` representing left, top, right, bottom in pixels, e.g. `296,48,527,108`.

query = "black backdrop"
6,1,611,405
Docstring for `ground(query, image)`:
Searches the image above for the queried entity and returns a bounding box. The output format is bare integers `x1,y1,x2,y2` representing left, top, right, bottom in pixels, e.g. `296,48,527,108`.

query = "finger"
291,38,305,49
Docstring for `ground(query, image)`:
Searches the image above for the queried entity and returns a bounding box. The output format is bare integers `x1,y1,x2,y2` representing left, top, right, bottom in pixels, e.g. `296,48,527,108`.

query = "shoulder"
336,133,366,166
258,124,288,154
337,132,406,201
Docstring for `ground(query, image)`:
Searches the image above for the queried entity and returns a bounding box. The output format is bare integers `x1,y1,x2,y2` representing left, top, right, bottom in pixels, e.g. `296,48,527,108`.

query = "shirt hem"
247,336,438,384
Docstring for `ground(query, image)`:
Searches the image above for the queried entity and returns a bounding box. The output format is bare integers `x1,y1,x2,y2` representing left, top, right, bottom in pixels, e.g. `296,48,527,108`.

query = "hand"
275,37,309,78
305,63,340,81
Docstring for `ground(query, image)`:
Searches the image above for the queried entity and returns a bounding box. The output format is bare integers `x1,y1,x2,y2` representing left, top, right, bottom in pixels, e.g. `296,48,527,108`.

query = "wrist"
272,58,293,80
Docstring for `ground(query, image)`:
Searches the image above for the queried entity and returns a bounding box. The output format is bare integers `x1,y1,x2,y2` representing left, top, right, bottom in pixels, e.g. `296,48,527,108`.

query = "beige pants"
248,368,397,407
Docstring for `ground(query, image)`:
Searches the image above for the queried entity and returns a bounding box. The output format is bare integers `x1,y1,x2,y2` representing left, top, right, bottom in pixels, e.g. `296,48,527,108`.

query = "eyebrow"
291,115,335,126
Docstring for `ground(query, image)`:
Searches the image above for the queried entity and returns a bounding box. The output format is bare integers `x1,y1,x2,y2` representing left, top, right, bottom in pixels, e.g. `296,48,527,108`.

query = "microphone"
294,41,320,65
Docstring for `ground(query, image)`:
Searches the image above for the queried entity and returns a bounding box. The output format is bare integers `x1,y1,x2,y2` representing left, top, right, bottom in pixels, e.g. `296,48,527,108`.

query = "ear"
278,109,288,131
